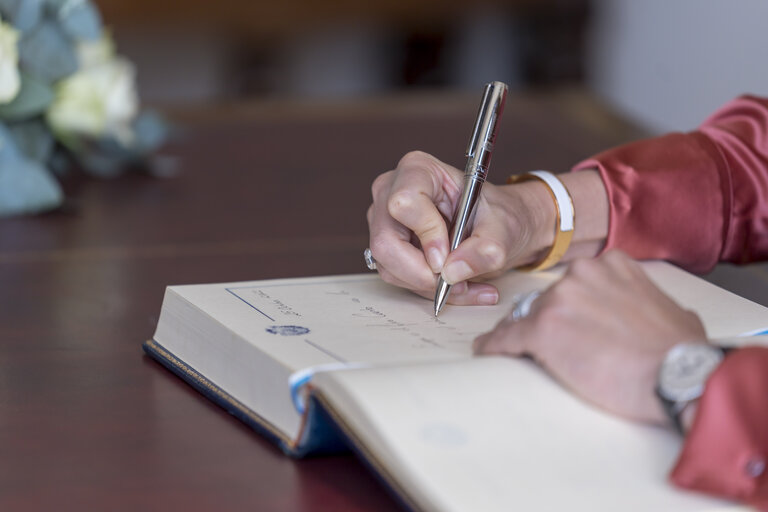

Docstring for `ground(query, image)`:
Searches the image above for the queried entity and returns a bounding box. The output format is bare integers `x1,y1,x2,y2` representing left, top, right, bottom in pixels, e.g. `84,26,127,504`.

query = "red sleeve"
670,346,768,510
573,95,768,273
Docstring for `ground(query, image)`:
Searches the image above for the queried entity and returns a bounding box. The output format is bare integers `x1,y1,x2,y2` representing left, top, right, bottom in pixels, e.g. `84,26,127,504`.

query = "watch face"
658,344,724,402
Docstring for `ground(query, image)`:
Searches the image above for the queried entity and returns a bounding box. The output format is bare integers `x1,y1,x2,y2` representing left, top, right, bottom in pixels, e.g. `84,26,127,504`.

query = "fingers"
385,152,461,272
473,308,530,356
439,197,516,284
473,287,548,355
438,184,538,284
411,281,500,306
441,234,507,284
367,151,510,305
472,255,613,358
369,170,437,293
368,152,465,297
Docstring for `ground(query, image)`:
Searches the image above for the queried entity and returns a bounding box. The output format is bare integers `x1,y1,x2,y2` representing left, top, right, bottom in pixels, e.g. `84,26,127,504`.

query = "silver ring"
364,248,377,270
510,290,541,321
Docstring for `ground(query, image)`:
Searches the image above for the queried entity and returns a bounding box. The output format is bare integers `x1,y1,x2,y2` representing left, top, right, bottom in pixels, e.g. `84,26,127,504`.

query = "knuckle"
533,303,559,326
397,150,431,169
369,237,392,262
478,240,506,271
415,217,444,240
387,189,417,219
371,171,393,198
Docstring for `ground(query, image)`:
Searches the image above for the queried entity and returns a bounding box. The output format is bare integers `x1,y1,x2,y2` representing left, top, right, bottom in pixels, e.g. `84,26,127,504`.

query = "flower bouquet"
0,0,167,217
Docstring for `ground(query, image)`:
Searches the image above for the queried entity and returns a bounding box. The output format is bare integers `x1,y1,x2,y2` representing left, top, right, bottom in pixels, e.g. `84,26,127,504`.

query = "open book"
144,262,768,511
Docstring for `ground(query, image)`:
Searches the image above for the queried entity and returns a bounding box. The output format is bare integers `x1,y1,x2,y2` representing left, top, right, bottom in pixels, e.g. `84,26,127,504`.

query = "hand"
367,151,610,305
474,250,707,424
367,151,560,305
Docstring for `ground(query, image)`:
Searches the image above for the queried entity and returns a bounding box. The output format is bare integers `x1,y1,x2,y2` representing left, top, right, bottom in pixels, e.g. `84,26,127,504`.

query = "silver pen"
434,81,508,316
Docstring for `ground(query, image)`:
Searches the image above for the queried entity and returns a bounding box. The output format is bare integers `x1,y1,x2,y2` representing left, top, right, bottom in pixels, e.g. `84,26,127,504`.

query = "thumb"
441,234,508,285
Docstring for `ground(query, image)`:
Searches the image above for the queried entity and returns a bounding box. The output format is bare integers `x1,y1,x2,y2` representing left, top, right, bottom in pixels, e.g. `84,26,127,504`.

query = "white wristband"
507,170,575,271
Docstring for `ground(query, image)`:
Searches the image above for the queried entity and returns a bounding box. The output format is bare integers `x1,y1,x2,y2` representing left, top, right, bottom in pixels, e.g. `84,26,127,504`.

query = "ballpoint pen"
434,81,508,316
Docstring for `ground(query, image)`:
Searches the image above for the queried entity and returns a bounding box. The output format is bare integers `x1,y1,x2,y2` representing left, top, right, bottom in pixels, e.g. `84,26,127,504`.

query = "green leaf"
61,111,171,177
0,74,54,121
19,20,78,82
8,119,54,162
75,147,125,177
0,157,63,216
57,0,102,40
0,0,44,32
0,122,20,158
132,111,169,153
0,124,62,216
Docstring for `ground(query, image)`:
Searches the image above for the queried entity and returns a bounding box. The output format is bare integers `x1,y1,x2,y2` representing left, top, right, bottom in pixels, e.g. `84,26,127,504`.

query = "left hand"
473,250,707,424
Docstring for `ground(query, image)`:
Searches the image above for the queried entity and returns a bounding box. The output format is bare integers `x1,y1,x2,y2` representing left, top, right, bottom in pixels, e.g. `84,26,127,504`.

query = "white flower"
0,16,20,104
46,55,138,144
77,32,116,69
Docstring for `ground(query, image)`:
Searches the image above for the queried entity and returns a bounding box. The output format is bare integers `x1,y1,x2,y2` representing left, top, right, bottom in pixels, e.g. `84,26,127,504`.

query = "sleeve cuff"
670,346,768,508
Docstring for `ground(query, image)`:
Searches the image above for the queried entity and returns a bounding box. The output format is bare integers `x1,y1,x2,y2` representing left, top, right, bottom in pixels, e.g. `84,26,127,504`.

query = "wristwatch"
656,343,729,434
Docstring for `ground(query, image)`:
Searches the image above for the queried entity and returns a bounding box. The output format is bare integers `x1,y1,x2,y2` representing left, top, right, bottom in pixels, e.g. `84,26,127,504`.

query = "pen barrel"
465,81,507,169
448,81,508,251
465,143,493,179
448,174,484,251
435,81,506,316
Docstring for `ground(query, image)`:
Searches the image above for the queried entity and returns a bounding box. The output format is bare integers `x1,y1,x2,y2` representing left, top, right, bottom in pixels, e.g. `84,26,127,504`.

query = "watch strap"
656,345,731,435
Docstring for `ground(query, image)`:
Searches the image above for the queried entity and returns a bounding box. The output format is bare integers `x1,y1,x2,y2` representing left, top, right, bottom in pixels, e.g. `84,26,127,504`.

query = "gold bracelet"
507,170,575,271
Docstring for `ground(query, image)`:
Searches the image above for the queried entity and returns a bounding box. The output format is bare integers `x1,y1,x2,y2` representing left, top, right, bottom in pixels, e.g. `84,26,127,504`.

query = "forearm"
559,170,610,260
571,95,768,273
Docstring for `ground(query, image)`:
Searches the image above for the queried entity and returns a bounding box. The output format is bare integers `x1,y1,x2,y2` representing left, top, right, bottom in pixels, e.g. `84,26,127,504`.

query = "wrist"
503,169,609,267
558,169,609,260
656,342,727,435
502,180,557,267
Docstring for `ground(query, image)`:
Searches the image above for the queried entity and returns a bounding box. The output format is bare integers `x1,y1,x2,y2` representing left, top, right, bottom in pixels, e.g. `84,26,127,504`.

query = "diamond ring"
364,248,377,270
510,290,541,321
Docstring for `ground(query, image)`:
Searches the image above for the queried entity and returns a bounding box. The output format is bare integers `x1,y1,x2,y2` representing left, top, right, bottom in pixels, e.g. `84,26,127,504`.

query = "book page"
171,271,554,372
169,261,768,375
313,357,749,512
152,261,768,447
643,261,768,338
173,262,768,376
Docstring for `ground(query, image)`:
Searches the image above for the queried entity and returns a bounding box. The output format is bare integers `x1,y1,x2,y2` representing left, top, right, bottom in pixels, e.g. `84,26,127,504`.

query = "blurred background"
96,0,768,134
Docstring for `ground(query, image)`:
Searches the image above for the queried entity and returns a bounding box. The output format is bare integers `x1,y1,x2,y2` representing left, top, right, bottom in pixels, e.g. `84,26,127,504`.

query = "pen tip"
434,296,446,317
433,279,450,317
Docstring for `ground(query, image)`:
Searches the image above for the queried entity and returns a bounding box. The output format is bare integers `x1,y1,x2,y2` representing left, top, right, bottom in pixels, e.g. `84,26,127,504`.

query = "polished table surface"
2,90,762,511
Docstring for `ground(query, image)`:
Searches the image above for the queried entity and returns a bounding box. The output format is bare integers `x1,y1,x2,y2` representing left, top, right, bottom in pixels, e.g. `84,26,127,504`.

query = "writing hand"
367,151,557,305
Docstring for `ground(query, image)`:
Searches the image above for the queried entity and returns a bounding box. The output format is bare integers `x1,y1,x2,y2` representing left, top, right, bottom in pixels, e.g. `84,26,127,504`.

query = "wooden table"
2,90,743,511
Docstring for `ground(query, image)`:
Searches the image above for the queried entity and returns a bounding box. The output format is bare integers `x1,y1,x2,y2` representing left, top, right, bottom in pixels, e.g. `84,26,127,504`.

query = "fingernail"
451,281,468,294
427,248,445,273
477,291,498,305
442,260,472,284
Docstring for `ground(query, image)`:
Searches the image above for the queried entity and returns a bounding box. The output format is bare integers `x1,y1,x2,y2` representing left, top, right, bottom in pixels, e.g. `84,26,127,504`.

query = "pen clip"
466,81,508,159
